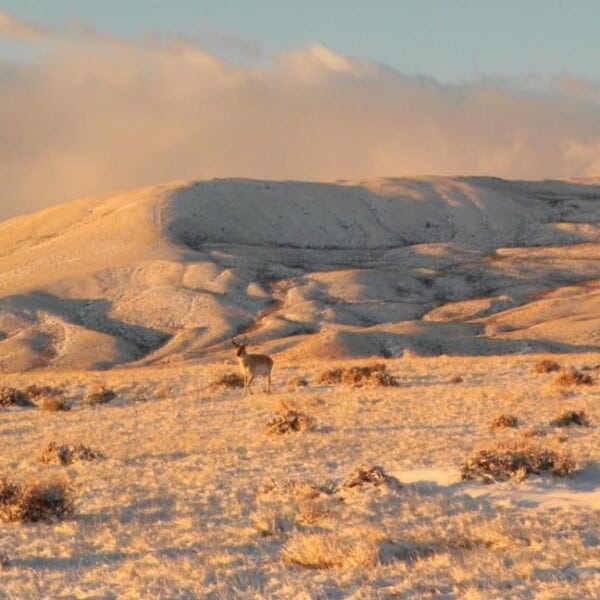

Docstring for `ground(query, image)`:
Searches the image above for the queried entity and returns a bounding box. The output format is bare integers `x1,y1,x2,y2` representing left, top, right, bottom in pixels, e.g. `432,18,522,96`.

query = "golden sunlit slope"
0,176,599,371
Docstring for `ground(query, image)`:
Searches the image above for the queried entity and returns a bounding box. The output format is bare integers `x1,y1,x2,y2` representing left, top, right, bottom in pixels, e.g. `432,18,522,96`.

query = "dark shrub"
550,410,591,427
554,367,594,386
0,387,35,408
532,359,560,374
84,387,117,406
0,477,75,523
39,442,102,465
265,410,315,435
461,441,577,483
490,414,519,430
210,373,244,390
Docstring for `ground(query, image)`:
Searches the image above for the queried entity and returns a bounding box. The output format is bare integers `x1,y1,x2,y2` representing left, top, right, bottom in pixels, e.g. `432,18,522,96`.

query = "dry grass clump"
554,366,594,386
341,464,401,493
210,372,244,390
532,359,560,374
316,363,398,387
0,387,35,408
38,395,71,412
254,478,333,536
255,476,337,531
39,442,102,465
282,531,380,569
550,409,591,428
490,413,519,430
265,410,315,435
461,441,578,483
84,386,117,406
0,477,75,523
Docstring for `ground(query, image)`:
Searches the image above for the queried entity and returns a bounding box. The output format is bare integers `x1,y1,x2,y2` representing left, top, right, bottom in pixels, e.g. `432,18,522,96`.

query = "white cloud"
1,12,600,221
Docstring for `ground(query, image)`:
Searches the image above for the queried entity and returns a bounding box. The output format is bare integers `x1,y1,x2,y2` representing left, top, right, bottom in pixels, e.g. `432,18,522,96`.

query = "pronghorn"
231,336,273,396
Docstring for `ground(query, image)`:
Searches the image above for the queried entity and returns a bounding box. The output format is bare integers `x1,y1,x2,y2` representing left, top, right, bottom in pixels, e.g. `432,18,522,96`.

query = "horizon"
1,3,600,221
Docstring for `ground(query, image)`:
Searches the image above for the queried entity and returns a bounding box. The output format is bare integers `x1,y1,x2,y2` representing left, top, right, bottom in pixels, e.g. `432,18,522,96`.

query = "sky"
1,1,600,221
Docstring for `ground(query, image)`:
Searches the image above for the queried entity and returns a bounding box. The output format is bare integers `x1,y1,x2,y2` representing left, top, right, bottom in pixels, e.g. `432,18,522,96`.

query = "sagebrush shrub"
39,442,102,465
23,385,64,400
461,441,577,482
287,375,309,390
554,367,594,386
38,395,71,412
532,359,560,374
341,464,401,492
0,477,75,523
84,387,117,406
316,364,398,387
0,387,35,408
265,410,315,435
315,368,343,385
490,414,519,430
550,410,591,427
210,373,244,390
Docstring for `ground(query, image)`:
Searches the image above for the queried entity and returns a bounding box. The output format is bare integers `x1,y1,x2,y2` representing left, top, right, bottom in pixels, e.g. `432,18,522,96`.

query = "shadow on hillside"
161,180,600,359
334,326,600,358
167,178,598,253
0,291,170,366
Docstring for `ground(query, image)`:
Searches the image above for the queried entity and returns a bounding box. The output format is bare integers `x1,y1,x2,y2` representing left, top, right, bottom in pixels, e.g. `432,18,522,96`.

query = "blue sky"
1,1,600,220
2,0,600,82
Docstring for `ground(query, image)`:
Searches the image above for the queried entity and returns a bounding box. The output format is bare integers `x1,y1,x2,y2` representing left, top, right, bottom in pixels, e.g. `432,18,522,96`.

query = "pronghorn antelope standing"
231,336,273,396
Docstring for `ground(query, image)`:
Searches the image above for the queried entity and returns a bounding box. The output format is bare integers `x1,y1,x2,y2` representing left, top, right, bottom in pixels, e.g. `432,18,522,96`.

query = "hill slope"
0,176,599,371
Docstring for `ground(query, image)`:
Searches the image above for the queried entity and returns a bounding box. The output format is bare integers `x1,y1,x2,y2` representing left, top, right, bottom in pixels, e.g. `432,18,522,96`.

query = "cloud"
0,10,45,41
1,12,600,221
196,23,262,62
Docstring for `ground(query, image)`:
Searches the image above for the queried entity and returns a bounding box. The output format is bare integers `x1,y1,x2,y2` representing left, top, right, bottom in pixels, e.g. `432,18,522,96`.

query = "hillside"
0,176,599,371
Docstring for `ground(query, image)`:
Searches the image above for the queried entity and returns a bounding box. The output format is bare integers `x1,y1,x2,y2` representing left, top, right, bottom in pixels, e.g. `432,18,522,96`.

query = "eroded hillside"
0,176,599,371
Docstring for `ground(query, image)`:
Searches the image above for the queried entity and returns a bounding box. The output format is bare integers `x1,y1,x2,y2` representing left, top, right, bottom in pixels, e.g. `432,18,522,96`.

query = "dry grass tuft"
210,372,244,390
490,413,519,430
0,477,75,523
532,359,561,374
282,531,380,569
39,442,102,465
461,441,578,482
265,410,315,435
38,395,71,412
0,387,35,408
550,409,591,428
554,367,594,386
316,363,398,387
259,478,330,499
254,477,337,535
84,386,117,406
341,464,401,492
